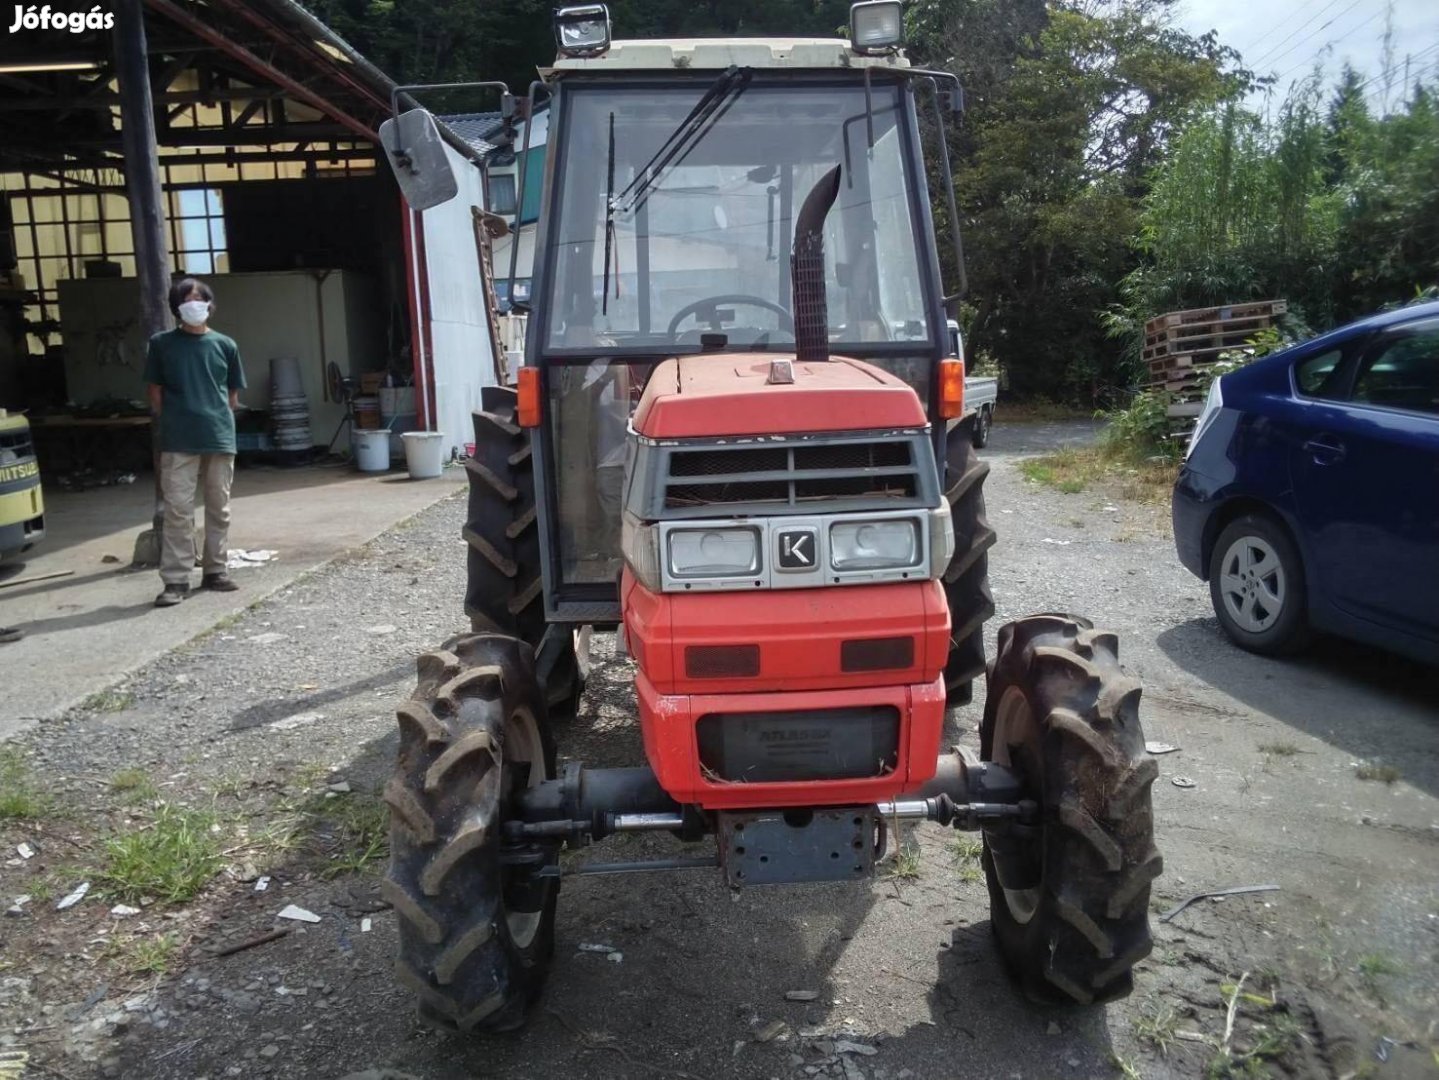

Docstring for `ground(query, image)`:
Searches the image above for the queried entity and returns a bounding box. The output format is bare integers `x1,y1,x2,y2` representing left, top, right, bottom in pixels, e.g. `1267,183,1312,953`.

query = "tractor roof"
633,355,927,439
547,38,911,76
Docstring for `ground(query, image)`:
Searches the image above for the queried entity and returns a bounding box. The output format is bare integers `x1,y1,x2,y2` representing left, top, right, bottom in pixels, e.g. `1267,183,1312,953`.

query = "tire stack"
269,356,312,461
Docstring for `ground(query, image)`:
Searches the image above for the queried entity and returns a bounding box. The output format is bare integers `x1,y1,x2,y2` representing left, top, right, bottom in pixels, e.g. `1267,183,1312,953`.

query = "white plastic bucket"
352,428,391,472
269,356,303,398
401,431,445,479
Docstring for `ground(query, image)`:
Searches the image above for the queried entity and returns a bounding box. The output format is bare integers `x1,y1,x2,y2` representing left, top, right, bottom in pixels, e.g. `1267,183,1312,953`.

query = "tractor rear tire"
383,634,558,1033
942,412,997,707
464,386,582,716
979,614,1161,1005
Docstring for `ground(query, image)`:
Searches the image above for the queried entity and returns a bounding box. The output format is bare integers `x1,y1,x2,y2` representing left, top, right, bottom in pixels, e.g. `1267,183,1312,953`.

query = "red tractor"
381,2,1160,1033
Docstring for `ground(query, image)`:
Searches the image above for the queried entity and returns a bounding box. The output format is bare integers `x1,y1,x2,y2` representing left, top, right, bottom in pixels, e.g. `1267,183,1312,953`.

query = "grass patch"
264,786,390,878
1001,400,1091,424
83,687,135,713
1355,762,1401,784
884,841,923,881
1019,446,1176,502
110,768,158,803
104,932,179,977
1257,742,1299,757
98,804,224,904
0,748,47,821
309,790,389,878
1134,1002,1181,1057
951,835,984,884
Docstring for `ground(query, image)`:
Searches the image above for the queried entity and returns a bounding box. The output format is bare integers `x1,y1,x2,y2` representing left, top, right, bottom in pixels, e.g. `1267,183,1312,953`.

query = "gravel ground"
1,419,1435,1080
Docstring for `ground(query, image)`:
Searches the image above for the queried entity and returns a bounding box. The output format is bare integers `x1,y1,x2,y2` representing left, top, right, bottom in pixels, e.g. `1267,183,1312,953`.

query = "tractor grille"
663,439,919,511
696,706,900,783
0,428,35,461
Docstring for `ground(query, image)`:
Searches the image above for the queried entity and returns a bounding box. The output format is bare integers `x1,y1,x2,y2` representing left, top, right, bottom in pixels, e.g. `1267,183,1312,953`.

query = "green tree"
909,0,1245,400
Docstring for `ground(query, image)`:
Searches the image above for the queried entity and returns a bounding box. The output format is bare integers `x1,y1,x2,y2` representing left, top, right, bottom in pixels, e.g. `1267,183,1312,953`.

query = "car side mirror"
380,109,459,211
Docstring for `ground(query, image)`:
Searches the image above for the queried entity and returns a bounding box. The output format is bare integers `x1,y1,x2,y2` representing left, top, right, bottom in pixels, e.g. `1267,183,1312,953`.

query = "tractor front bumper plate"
717,807,876,886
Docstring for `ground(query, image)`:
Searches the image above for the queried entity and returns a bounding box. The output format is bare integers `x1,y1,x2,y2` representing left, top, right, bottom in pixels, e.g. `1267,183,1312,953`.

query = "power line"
1274,8,1387,83
1249,0,1352,67
1351,42,1439,95
1263,0,1367,70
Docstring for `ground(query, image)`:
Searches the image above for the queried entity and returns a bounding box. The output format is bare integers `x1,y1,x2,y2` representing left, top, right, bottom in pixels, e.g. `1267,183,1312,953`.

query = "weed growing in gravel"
110,768,158,803
84,687,136,713
1134,1001,1181,1056
1355,762,1400,784
1358,952,1402,997
885,840,923,881
99,804,224,903
1020,456,1088,493
950,836,984,884
1257,742,1299,757
1110,1052,1143,1079
0,748,47,820
263,786,390,878
310,790,389,878
104,932,179,976
1019,446,1177,502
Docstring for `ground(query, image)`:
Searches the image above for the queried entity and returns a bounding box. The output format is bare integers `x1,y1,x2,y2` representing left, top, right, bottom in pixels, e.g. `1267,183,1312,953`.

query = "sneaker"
200,573,239,592
154,583,190,607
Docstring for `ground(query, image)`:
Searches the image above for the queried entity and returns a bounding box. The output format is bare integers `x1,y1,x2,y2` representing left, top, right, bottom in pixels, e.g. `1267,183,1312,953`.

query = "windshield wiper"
612,65,752,216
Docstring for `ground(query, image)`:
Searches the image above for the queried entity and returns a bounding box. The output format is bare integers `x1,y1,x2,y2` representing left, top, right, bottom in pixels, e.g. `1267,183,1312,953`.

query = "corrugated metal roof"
440,112,508,155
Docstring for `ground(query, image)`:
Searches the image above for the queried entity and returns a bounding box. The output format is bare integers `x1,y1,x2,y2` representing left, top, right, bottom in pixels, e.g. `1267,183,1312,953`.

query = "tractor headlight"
829,518,921,572
850,1,903,54
554,4,611,57
621,514,661,592
668,526,761,578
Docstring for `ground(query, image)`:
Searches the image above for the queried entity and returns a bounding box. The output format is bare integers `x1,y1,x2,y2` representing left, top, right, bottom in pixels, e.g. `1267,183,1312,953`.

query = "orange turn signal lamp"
938,358,965,419
517,367,542,427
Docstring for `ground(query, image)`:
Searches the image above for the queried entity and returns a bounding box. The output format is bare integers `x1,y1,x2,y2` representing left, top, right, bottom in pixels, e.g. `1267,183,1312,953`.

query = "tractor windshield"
541,79,933,354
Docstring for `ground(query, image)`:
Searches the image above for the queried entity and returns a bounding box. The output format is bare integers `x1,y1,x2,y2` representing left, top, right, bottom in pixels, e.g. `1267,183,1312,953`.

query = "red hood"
632,354,927,439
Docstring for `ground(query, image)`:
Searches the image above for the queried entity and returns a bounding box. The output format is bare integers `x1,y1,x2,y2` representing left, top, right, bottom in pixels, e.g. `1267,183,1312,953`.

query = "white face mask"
178,300,211,327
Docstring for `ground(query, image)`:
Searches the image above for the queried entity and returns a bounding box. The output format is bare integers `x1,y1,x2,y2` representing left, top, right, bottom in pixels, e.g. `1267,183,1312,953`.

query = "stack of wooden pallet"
1143,299,1286,430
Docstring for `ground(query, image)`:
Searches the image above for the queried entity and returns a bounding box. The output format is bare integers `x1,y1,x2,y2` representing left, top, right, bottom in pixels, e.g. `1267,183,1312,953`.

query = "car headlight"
668,526,760,578
621,514,661,591
830,518,921,571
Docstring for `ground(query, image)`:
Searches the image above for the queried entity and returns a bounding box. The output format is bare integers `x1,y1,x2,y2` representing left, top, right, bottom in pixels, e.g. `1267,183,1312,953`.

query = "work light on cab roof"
850,1,904,53
553,4,611,57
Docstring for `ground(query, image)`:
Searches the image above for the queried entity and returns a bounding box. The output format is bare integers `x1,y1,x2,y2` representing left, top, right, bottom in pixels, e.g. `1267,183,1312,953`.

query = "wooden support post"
113,0,171,542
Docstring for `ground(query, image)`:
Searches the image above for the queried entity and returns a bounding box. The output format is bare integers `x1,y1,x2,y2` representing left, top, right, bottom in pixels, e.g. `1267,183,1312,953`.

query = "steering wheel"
666,294,794,338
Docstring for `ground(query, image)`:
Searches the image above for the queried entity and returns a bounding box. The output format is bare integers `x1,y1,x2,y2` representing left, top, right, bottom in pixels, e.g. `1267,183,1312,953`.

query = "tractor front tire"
980,614,1161,1005
942,412,997,707
464,386,582,716
383,634,558,1033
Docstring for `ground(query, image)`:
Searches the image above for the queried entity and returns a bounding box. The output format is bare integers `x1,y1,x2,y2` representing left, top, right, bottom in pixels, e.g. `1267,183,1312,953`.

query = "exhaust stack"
791,164,842,364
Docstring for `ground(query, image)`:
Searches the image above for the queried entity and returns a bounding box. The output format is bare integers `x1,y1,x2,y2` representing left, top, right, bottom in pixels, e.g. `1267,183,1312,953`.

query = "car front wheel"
1207,514,1311,655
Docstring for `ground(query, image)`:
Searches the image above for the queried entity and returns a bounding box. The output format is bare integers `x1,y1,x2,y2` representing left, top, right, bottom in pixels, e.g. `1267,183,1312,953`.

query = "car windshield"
542,80,932,353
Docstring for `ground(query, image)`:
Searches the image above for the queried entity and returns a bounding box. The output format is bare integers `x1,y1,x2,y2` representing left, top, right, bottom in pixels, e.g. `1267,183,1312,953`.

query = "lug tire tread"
387,635,557,1033
942,413,996,705
980,614,1161,1005
463,387,582,717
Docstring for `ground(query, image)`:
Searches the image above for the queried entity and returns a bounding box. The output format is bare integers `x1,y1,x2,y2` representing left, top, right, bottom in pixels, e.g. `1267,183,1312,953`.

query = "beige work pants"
159,452,235,585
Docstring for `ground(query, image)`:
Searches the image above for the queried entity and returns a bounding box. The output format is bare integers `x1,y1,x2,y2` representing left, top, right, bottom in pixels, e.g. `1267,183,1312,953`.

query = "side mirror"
379,109,459,211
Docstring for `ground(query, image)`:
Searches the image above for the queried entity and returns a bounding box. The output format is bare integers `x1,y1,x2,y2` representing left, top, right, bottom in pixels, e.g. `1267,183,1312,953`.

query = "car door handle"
1303,436,1346,464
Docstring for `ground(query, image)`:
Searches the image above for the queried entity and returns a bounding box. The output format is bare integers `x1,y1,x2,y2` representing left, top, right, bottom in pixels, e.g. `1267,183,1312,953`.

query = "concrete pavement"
0,460,464,736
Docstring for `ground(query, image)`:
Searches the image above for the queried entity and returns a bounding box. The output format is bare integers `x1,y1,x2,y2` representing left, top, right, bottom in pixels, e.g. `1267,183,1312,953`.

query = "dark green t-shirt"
143,329,246,454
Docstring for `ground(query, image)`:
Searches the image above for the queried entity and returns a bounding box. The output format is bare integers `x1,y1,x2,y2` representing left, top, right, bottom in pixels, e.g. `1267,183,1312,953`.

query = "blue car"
1172,301,1439,663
